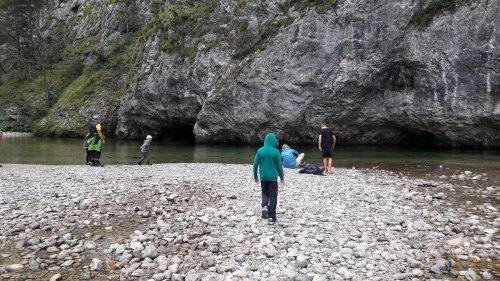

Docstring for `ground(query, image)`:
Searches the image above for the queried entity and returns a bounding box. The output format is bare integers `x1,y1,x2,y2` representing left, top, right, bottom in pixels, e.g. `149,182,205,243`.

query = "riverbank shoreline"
0,132,34,137
0,163,498,280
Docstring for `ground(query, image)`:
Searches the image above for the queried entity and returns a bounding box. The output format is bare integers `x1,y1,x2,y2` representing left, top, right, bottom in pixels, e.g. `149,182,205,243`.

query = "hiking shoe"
261,206,268,219
268,218,277,225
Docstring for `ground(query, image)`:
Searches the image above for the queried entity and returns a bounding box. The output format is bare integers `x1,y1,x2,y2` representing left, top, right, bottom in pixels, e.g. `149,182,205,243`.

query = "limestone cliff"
28,0,500,147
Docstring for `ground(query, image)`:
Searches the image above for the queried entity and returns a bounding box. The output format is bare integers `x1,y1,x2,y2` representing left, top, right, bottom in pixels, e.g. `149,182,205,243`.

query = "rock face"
42,0,500,146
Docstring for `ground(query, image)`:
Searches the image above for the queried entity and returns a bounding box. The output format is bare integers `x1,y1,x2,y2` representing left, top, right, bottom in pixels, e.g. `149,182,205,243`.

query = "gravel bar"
0,163,499,281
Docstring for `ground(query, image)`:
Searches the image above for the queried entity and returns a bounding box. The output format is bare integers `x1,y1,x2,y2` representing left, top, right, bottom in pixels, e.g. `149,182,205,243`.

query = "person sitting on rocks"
280,144,305,169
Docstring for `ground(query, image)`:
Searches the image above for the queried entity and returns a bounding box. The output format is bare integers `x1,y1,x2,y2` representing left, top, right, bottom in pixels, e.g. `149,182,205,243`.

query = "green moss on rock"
409,0,475,28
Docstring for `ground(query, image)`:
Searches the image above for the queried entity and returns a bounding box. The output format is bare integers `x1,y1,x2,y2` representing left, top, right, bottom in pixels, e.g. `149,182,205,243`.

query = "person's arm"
97,129,105,144
253,153,260,183
276,152,285,186
332,135,336,149
318,135,322,151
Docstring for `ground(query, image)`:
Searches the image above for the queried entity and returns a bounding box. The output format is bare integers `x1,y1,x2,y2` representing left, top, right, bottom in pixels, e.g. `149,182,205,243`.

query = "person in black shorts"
318,123,336,174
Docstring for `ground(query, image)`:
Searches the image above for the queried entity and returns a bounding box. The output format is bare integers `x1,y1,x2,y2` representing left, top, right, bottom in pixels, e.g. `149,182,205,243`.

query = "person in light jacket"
280,144,305,169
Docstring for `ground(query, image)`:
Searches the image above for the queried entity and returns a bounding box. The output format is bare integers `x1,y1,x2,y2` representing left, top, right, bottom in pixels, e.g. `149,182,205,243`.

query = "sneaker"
268,218,277,225
261,206,268,219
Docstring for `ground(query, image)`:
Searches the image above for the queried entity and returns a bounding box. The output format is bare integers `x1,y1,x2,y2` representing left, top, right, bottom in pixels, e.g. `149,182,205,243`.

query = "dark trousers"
138,152,150,164
91,150,101,160
86,148,91,164
261,181,278,219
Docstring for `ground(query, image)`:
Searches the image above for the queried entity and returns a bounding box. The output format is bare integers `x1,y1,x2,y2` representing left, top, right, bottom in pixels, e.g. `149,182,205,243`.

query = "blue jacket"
281,147,299,169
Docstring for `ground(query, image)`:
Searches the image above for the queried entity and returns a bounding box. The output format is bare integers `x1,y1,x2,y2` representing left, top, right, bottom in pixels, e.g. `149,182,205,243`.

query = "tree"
151,0,164,18
117,0,143,34
0,0,60,106
253,0,269,32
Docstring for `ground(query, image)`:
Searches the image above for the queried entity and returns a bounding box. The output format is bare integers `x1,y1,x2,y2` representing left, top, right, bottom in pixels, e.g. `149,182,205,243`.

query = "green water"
1,135,500,184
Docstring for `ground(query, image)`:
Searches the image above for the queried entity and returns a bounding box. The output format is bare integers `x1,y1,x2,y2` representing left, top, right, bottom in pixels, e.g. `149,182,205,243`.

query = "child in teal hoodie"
253,133,285,225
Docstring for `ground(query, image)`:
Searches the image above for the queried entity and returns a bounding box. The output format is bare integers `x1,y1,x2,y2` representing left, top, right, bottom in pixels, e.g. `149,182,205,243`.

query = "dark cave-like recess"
158,123,195,142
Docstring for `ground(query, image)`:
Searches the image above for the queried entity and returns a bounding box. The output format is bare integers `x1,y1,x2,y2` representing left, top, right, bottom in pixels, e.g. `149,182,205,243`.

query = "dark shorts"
91,150,102,159
321,143,334,158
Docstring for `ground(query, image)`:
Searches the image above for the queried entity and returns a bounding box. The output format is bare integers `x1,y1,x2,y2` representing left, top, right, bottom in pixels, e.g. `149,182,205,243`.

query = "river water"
1,134,500,186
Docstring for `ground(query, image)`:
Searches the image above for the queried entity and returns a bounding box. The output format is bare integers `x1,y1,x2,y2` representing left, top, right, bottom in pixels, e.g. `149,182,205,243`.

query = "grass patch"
156,0,221,61
279,0,338,14
234,0,246,11
144,0,252,63
409,0,474,28
232,16,295,60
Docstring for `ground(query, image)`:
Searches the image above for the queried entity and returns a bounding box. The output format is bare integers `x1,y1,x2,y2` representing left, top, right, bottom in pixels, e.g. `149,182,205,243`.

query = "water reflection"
192,144,257,164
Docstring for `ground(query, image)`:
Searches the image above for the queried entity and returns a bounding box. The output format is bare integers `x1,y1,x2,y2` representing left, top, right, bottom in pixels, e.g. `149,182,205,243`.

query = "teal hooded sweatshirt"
253,133,285,181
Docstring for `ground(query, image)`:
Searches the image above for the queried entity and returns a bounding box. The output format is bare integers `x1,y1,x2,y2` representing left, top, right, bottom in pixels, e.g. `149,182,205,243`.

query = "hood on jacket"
263,133,279,148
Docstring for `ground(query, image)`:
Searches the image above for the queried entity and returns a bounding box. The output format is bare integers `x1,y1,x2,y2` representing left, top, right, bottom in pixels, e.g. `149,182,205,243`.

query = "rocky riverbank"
0,163,499,280
0,132,33,137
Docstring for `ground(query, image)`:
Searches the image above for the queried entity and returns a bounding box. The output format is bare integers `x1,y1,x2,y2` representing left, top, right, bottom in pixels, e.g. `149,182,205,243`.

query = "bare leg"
295,153,305,168
328,158,333,173
322,158,327,172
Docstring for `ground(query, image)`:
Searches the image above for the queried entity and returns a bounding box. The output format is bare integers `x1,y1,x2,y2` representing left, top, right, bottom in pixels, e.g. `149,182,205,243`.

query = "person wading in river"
318,123,336,174
87,115,106,167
